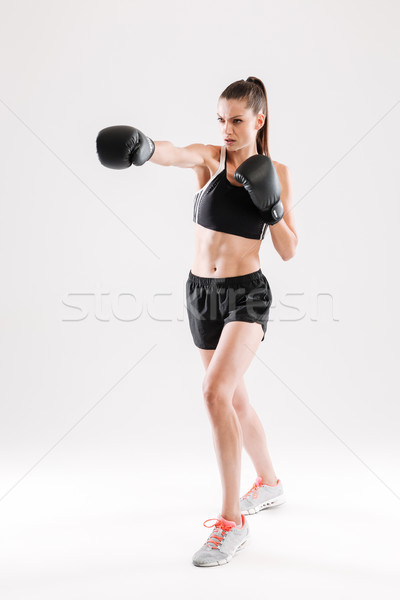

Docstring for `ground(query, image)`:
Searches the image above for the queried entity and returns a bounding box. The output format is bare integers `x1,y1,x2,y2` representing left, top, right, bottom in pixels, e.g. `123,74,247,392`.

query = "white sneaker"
192,513,249,567
240,476,286,515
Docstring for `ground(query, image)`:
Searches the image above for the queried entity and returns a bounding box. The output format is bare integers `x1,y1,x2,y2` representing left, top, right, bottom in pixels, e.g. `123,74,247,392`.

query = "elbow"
282,252,294,261
281,237,298,261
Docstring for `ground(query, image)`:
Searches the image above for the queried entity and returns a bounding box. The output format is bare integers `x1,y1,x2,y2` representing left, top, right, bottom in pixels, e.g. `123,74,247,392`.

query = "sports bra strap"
220,145,226,168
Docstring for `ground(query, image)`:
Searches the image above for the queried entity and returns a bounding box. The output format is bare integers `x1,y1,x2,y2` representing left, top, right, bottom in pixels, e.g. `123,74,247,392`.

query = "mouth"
225,139,235,143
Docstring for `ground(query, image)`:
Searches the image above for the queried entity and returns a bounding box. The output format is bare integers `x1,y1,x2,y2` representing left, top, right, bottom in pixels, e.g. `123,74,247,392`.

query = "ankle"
259,475,278,486
221,514,242,527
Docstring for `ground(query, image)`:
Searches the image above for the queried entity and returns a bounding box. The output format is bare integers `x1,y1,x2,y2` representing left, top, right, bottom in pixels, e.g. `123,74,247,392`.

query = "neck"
226,143,259,168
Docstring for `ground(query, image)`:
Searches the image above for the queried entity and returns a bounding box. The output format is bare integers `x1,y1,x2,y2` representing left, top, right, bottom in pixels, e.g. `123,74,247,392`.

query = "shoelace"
202,518,236,549
242,477,262,500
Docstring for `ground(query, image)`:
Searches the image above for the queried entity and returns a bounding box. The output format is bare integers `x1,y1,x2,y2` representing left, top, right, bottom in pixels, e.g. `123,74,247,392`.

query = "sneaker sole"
240,493,286,515
192,536,249,567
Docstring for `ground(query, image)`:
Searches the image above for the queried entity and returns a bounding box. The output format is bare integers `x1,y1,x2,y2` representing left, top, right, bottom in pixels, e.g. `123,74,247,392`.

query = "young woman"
96,76,298,568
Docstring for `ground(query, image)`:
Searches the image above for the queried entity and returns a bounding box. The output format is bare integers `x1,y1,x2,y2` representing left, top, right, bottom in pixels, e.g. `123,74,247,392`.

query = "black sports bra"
192,145,268,240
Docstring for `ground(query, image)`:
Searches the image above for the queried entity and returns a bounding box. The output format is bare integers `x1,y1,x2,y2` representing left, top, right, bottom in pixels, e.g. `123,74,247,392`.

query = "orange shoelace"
202,517,237,549
242,476,279,499
242,479,262,500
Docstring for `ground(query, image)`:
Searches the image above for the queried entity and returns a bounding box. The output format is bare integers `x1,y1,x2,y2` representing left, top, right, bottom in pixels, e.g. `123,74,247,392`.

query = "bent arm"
149,142,209,168
269,165,298,261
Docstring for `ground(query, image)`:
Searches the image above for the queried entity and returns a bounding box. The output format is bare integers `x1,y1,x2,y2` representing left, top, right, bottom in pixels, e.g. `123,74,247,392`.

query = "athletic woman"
96,76,298,567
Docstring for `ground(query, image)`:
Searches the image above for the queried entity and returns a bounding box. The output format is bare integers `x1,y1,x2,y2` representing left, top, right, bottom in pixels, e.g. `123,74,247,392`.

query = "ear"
256,112,266,130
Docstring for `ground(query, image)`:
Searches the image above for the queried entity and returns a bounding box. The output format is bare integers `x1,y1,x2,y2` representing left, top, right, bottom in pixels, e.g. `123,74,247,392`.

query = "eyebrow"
216,113,244,118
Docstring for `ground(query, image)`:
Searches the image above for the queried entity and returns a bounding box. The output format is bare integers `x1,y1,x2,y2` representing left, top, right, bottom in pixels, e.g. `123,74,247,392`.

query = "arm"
149,142,209,168
269,164,298,261
96,124,209,171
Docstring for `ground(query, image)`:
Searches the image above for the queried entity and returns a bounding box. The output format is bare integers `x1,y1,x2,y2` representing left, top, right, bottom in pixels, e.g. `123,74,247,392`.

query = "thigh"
199,347,248,406
198,348,215,370
203,320,263,399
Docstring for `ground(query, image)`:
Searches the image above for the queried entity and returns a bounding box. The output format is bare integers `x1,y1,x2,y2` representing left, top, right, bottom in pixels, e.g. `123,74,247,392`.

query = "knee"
202,377,230,409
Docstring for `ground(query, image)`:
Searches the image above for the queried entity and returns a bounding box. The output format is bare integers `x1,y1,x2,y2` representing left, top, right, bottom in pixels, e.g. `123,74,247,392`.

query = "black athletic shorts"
185,268,272,350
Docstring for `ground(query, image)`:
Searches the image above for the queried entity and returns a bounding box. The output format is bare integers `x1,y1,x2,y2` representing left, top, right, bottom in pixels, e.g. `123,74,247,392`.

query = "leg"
201,320,264,526
199,349,278,487
231,379,278,485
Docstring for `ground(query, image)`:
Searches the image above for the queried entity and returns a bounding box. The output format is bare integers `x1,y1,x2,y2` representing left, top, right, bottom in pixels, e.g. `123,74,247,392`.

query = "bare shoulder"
189,143,219,160
206,144,222,159
192,144,220,174
273,161,292,186
202,144,221,168
272,160,289,174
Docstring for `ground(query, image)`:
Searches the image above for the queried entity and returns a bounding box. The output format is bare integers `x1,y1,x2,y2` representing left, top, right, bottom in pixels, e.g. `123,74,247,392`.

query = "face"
216,97,265,150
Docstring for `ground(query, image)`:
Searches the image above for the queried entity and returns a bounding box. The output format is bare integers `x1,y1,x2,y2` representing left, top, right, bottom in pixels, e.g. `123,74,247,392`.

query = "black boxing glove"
96,125,155,169
257,202,284,226
234,154,284,225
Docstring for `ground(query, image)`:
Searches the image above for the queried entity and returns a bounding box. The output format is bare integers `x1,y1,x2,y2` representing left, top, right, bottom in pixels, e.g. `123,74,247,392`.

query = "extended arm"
150,142,209,168
96,124,209,170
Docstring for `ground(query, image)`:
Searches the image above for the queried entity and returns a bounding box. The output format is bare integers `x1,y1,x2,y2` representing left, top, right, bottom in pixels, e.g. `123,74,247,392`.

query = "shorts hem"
224,317,267,329
194,344,218,350
224,318,267,341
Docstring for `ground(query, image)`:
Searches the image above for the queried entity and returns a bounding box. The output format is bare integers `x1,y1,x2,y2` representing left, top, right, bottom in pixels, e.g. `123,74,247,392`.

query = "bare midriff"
191,222,262,278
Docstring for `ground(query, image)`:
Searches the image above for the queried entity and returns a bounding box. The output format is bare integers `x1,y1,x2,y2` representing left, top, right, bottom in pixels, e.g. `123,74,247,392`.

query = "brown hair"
219,76,270,157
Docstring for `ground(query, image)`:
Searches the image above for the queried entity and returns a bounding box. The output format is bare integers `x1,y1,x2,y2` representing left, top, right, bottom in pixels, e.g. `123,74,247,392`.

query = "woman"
96,76,298,568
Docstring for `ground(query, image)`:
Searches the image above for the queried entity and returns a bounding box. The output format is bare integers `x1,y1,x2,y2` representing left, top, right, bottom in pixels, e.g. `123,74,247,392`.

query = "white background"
0,0,399,597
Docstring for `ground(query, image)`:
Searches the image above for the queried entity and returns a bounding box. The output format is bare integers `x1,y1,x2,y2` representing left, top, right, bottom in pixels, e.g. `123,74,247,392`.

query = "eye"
217,118,242,123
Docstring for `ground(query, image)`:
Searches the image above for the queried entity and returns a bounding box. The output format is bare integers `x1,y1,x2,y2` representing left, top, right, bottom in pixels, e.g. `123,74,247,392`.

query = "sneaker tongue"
255,476,263,486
